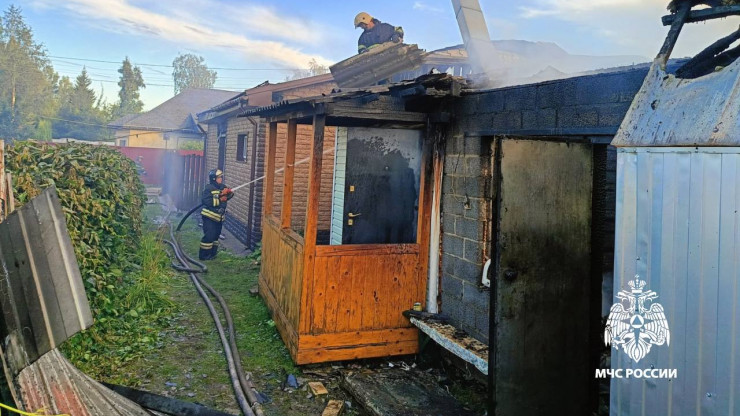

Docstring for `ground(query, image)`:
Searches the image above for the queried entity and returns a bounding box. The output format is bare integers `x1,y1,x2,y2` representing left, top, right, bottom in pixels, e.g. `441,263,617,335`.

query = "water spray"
176,147,336,231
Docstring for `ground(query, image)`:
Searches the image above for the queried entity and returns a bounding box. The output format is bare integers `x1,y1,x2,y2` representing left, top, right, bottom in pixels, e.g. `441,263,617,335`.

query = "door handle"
348,212,362,218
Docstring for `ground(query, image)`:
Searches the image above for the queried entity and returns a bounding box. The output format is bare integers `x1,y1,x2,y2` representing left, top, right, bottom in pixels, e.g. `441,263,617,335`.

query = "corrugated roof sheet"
613,57,740,147
0,187,92,376
16,350,152,416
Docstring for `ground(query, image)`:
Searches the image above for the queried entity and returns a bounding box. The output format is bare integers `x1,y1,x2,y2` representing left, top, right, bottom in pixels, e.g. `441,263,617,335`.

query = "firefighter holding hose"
199,169,233,260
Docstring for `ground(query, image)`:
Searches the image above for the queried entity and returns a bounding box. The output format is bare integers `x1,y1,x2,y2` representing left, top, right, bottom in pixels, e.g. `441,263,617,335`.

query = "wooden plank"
258,273,299,360
325,106,427,124
299,112,326,335
335,256,354,333
397,254,416,328
299,328,417,349
324,256,342,333
347,255,364,331
264,122,278,216
662,5,740,25
281,119,297,229
373,256,390,330
311,256,328,333
321,400,344,416
658,1,691,63
308,382,329,396
410,317,488,375
315,244,419,257
415,139,432,315
390,257,405,328
360,256,376,331
260,214,304,333
296,340,418,365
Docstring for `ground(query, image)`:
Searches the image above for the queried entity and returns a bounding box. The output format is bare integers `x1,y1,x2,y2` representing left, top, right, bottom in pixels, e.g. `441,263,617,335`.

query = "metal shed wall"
611,147,740,415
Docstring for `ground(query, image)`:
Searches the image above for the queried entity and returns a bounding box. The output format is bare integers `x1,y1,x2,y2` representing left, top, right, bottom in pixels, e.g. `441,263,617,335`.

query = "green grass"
62,221,176,384
112,208,354,415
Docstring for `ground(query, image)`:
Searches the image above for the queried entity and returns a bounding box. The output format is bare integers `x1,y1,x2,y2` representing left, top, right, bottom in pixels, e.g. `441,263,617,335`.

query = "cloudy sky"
9,0,740,109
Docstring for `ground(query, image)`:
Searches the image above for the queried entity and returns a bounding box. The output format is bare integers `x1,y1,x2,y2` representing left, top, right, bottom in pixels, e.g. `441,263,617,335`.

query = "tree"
66,68,95,114
54,68,109,140
285,58,329,81
172,53,217,94
0,5,55,140
116,57,145,117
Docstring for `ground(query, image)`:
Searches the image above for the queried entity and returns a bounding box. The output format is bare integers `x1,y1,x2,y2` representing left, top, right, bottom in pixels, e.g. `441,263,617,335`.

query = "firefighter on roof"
354,12,404,54
199,169,233,260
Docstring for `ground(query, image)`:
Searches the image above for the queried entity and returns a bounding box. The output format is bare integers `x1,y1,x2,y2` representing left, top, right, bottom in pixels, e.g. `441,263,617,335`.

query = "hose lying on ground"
161,205,265,416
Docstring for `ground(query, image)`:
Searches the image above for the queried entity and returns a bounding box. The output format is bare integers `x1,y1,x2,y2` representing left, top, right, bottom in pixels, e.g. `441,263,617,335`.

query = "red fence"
115,146,205,210
115,146,202,186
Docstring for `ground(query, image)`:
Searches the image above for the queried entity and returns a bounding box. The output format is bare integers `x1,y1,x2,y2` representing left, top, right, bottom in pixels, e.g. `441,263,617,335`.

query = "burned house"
198,74,337,248
240,62,656,414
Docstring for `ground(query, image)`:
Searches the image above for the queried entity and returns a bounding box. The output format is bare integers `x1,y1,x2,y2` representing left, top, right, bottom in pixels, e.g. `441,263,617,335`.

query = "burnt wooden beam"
263,122,278,216
662,5,740,25
280,119,298,229
324,117,427,129
326,105,428,123
658,2,692,64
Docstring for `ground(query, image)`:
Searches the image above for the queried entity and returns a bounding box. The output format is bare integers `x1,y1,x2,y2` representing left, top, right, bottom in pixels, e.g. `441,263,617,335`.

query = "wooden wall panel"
259,216,304,330
310,251,423,335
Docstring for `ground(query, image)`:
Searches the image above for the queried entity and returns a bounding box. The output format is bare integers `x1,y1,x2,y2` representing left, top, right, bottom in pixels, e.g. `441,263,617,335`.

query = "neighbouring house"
198,74,337,248
109,88,238,149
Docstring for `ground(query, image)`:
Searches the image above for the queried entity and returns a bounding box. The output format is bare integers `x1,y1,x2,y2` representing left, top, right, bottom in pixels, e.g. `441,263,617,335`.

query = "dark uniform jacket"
358,19,404,54
201,182,227,222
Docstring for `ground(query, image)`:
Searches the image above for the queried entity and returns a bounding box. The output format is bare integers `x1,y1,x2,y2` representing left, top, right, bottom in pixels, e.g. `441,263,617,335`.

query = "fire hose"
162,208,264,416
163,147,336,414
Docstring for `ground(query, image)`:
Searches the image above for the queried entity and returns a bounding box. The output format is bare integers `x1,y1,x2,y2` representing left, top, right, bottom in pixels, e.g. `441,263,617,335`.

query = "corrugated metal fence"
164,153,206,211
612,147,740,415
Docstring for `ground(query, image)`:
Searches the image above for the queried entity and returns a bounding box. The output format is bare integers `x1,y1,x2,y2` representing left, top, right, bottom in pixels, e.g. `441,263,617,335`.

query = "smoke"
469,40,649,89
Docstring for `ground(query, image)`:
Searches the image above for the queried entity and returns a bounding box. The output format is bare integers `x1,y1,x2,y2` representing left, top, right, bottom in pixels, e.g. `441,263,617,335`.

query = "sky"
5,0,740,110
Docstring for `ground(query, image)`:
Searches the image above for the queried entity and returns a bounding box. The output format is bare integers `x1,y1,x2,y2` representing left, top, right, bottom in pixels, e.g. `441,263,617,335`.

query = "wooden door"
341,128,422,245
493,139,593,415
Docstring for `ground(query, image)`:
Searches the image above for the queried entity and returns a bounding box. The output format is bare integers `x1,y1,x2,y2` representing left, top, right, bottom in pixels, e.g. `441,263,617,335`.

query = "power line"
48,55,306,71
38,115,196,138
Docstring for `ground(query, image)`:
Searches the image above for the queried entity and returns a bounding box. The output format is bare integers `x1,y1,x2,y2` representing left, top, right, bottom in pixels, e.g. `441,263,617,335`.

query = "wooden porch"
254,97,434,364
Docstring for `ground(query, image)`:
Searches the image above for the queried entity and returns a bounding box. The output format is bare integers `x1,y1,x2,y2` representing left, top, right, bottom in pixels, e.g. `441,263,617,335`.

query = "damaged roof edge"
612,57,740,147
238,73,465,122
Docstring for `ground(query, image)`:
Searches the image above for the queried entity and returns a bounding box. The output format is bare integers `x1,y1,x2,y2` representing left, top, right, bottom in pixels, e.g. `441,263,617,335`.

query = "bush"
6,141,175,382
6,141,145,314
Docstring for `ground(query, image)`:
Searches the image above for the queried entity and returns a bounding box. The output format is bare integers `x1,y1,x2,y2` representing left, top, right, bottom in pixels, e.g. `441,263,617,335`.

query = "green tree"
116,57,145,117
54,68,109,140
72,68,95,111
0,5,55,140
172,53,217,94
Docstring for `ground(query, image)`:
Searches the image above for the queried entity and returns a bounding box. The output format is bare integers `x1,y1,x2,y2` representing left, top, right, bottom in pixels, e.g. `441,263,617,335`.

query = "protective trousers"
199,217,222,260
